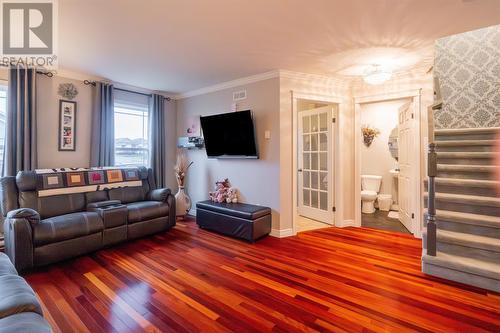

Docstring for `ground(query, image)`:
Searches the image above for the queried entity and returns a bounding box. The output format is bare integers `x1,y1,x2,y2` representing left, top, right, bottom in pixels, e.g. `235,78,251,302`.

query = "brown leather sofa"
0,252,52,332
0,167,175,272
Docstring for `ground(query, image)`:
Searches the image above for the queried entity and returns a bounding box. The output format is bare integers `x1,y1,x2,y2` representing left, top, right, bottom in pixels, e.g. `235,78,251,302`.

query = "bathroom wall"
360,99,411,196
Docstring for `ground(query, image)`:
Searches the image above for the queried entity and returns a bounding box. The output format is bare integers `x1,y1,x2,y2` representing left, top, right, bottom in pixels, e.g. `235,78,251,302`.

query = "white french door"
298,106,335,224
398,101,416,234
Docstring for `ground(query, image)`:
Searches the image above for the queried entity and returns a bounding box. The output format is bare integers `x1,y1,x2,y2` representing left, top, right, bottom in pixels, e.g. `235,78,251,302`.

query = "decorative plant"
174,150,193,187
361,125,380,147
58,83,79,100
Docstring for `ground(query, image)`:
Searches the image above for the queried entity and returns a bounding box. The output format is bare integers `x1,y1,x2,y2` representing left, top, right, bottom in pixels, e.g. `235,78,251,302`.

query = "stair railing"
425,77,442,257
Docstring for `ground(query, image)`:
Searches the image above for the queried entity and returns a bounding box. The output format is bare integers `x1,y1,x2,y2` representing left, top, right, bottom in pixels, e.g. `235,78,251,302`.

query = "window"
0,84,7,175
114,100,149,167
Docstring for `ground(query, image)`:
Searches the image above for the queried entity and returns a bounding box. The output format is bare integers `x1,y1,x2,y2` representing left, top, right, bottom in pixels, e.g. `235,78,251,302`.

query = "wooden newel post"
426,142,437,256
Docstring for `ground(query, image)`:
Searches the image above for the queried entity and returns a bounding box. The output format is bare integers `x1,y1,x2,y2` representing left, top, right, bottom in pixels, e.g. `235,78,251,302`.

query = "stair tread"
435,127,500,135
436,139,499,146
424,192,500,206
425,209,500,229
436,230,500,252
436,152,496,158
422,251,500,281
434,209,500,225
424,177,500,187
437,164,499,172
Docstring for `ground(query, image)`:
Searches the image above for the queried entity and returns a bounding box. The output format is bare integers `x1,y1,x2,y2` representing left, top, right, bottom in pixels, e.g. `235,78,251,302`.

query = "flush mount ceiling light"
363,65,392,85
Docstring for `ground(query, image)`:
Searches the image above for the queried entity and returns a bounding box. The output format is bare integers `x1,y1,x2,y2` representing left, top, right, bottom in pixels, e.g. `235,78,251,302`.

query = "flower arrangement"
174,150,193,188
361,125,380,147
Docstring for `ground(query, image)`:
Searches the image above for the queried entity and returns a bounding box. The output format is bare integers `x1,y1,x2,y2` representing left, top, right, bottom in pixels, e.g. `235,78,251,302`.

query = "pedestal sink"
389,169,399,210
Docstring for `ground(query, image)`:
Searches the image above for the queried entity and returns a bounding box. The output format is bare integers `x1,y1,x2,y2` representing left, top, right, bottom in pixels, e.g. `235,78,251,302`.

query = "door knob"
298,169,303,172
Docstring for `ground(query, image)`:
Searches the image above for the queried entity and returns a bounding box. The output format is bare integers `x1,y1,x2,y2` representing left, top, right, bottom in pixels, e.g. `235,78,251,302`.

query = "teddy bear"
209,178,231,203
226,187,238,203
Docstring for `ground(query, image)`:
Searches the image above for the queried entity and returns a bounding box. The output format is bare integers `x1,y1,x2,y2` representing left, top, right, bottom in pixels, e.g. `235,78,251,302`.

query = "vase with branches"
174,150,193,218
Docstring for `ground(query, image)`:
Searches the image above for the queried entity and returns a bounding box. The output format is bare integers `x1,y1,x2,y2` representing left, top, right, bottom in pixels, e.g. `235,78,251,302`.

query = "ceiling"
58,0,500,94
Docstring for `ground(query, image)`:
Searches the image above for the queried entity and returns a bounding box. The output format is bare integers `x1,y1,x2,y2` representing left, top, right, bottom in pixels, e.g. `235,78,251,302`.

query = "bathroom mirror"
388,127,398,161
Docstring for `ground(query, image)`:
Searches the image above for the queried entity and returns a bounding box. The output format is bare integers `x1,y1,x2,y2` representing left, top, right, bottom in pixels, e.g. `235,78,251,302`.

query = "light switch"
265,130,271,139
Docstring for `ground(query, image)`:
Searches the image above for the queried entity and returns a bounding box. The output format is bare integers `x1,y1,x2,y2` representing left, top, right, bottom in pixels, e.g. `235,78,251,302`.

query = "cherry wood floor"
25,219,500,333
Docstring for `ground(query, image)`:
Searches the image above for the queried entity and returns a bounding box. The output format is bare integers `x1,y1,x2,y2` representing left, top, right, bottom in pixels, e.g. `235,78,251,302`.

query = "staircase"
422,127,500,292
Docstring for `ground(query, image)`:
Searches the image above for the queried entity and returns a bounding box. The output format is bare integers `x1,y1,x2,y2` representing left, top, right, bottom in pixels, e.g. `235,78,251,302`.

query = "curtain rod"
84,80,171,101
0,64,54,77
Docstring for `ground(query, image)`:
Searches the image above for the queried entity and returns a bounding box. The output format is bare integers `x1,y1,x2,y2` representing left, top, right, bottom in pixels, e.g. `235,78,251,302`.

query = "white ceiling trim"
174,69,355,100
55,68,175,99
174,70,280,100
279,70,351,88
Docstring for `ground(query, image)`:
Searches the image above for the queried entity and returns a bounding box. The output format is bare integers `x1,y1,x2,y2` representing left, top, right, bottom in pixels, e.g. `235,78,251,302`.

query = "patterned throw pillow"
41,174,63,189
87,170,105,185
66,172,86,187
106,170,124,183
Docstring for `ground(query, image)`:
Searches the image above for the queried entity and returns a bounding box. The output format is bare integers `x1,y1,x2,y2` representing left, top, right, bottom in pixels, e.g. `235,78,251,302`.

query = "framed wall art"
58,100,77,151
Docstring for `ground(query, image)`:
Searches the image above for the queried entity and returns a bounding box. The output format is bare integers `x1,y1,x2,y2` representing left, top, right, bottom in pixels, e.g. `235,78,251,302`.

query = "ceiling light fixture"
363,65,392,85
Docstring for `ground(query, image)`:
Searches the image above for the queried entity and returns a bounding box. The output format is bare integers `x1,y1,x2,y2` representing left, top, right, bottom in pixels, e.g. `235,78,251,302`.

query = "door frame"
354,89,423,237
291,92,342,235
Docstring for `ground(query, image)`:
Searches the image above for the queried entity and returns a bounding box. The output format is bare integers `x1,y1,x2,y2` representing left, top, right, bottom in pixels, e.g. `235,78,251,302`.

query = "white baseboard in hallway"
270,228,294,238
339,220,356,227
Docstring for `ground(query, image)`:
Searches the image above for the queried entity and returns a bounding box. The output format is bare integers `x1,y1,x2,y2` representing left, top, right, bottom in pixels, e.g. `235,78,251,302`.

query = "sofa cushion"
0,275,42,319
0,312,52,333
34,212,104,247
126,201,169,224
0,253,17,277
109,187,145,204
19,192,86,219
85,190,109,204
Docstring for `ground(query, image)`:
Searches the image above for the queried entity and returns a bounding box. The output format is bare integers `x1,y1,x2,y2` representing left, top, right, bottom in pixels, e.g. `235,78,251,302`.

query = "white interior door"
398,101,416,234
298,106,334,224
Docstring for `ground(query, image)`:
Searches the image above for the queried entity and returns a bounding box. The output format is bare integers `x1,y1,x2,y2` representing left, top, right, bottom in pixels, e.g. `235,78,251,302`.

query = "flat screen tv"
200,110,258,159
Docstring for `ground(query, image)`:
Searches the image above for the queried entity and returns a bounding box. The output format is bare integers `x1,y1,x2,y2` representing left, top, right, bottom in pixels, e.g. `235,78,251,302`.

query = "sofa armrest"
6,209,40,227
3,210,37,272
148,188,171,202
87,200,121,210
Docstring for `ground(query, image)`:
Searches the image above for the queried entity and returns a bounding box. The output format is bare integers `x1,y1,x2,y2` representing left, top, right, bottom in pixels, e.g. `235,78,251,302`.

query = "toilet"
361,175,382,214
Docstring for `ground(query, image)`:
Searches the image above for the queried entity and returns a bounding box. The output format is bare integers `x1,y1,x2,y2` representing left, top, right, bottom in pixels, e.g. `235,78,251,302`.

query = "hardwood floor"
25,219,500,333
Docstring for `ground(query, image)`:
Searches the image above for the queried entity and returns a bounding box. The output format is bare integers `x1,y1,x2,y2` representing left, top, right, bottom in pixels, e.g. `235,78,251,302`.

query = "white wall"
176,78,281,228
360,99,409,195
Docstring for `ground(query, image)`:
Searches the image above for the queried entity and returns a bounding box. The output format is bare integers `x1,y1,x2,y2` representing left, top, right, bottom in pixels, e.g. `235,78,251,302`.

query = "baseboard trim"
338,219,357,228
270,228,294,238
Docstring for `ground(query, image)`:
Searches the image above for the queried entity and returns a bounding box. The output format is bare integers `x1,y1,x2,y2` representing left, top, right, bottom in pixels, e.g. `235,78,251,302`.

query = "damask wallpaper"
434,25,500,129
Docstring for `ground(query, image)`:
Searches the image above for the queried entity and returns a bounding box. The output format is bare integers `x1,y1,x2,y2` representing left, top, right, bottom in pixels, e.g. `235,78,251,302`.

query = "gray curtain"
149,94,165,187
3,67,38,176
90,82,115,167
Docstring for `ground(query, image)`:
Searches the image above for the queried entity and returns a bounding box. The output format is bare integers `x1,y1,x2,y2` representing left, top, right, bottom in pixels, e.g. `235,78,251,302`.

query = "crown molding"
278,69,351,87
54,67,175,99
174,69,356,100
174,70,280,100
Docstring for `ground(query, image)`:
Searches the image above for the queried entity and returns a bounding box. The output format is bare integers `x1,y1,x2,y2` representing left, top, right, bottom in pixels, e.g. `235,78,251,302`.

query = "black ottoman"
196,201,271,242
